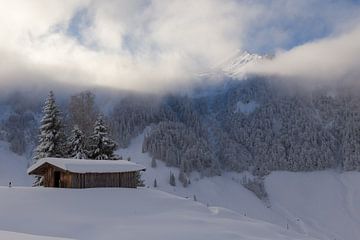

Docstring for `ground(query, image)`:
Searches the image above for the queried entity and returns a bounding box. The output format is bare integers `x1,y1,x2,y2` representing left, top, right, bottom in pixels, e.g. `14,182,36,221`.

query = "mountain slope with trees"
1,77,360,179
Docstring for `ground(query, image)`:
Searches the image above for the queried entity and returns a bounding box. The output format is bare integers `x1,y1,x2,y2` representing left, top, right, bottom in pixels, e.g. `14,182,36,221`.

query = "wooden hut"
27,158,146,188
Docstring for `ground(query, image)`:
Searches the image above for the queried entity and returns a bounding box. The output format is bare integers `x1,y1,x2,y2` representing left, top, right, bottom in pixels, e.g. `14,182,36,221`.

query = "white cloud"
0,0,260,92
0,0,359,92
247,26,360,84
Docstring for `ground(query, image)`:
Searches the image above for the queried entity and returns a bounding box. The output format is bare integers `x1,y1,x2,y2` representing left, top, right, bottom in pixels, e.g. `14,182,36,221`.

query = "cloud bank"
247,26,360,84
0,0,359,92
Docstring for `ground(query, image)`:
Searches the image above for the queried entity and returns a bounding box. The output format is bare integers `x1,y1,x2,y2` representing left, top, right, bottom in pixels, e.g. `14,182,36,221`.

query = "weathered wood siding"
40,164,139,188
61,172,72,188
70,172,137,188
43,166,54,187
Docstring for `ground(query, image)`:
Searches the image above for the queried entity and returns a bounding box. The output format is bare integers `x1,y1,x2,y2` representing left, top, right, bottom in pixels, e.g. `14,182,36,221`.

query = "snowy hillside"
0,141,32,186
0,187,316,240
1,133,360,239
118,132,360,240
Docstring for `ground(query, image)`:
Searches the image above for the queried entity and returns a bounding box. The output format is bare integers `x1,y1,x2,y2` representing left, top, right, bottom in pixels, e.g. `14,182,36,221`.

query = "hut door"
54,171,61,188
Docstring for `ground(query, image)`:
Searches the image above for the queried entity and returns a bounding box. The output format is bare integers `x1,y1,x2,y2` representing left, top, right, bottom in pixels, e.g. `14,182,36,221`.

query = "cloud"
0,0,359,93
247,25,360,84
0,0,256,92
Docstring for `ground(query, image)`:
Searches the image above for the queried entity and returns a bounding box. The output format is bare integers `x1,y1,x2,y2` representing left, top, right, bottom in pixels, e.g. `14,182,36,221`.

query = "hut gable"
27,158,146,188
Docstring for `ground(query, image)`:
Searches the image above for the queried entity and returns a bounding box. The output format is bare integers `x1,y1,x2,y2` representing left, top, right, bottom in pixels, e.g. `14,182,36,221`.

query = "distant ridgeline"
1,78,360,176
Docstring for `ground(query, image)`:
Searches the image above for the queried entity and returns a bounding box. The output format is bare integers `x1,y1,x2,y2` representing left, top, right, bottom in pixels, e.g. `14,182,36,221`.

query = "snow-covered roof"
27,158,146,175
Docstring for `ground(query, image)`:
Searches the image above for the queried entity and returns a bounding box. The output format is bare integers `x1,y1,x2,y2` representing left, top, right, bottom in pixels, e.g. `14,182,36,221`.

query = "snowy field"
1,137,360,239
0,187,315,240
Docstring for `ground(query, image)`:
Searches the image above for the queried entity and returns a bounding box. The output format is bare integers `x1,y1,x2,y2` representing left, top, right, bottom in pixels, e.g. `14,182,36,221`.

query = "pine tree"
88,115,118,160
69,91,98,136
136,172,145,187
33,91,66,161
67,125,87,159
153,178,157,188
178,170,188,187
169,172,176,186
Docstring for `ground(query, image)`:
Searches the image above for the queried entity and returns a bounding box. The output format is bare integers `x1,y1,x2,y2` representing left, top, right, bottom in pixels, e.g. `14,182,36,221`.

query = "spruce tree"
88,115,118,160
178,170,188,187
67,125,87,159
33,91,66,161
169,172,176,186
136,172,145,187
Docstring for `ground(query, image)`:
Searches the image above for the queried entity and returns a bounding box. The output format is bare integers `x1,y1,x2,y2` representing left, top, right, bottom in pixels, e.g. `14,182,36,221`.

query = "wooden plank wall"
70,172,137,188
41,166,138,188
43,166,54,187
43,167,72,188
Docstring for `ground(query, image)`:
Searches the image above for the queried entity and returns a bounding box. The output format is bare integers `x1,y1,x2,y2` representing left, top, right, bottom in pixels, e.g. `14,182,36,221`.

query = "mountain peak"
218,50,263,78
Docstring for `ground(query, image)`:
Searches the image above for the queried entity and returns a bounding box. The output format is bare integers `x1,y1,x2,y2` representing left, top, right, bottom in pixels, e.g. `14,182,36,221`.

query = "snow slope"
266,171,360,240
118,132,360,240
234,100,259,114
198,50,264,80
0,141,32,186
0,230,73,240
117,133,284,224
0,187,315,240
1,133,360,240
218,50,263,78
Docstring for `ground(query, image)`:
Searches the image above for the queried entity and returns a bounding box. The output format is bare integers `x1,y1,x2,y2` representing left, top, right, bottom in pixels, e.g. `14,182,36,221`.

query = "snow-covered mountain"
199,50,264,80
217,50,264,78
1,68,360,240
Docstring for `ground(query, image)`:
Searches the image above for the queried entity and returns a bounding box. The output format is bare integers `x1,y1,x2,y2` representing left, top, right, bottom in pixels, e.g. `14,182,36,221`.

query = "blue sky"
242,0,360,53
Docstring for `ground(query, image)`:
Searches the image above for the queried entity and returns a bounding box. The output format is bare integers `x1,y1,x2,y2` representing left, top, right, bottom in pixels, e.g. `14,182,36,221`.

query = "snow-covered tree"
178,170,189,187
33,91,66,161
136,172,144,187
169,172,176,186
69,91,98,136
88,115,118,160
67,125,87,159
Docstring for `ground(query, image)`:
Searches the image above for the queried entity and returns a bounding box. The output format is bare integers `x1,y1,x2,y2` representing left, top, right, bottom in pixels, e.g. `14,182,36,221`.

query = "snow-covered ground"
0,141,32,186
1,136,360,240
118,133,360,240
234,100,259,114
0,187,315,240
0,230,73,240
267,171,360,240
